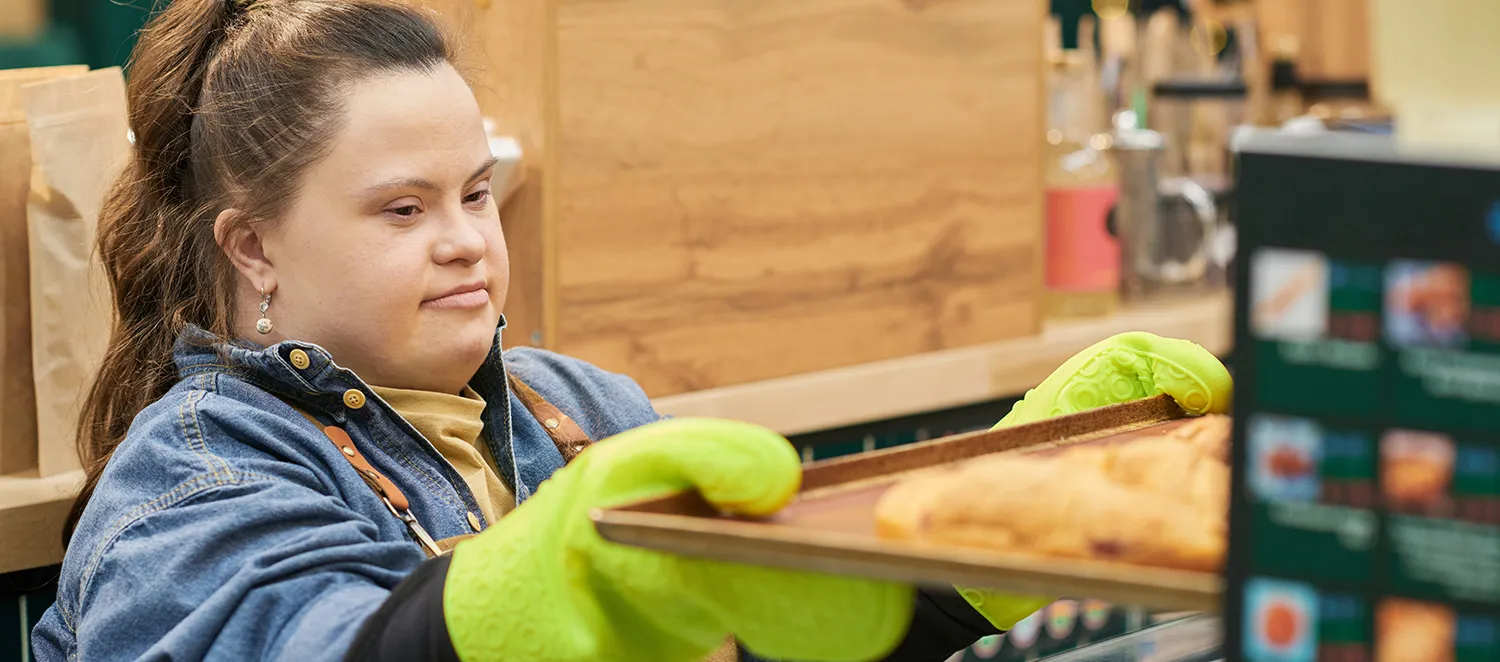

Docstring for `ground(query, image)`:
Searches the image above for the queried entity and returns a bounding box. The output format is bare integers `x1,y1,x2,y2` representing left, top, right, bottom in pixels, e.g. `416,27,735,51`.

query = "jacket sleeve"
344,555,460,662
62,473,426,662
41,386,433,662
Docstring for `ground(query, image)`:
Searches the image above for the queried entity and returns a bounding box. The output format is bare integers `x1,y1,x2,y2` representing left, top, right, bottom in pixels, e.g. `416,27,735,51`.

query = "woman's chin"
451,315,502,355
404,334,495,393
426,304,502,337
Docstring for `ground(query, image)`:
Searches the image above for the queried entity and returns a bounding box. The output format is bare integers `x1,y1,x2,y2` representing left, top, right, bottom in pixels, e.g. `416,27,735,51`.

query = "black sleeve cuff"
345,554,460,662
874,586,1002,662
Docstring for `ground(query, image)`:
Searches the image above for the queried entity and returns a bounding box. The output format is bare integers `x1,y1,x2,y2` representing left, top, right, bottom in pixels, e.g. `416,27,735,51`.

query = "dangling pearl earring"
256,288,274,334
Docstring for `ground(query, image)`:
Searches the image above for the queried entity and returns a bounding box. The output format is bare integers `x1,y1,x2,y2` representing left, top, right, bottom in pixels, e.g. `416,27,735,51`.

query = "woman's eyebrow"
362,176,439,195
361,157,502,195
469,156,500,181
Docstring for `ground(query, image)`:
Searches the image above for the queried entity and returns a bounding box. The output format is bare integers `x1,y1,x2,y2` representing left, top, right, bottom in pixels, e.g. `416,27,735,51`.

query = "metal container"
1112,127,1222,300
1150,78,1247,185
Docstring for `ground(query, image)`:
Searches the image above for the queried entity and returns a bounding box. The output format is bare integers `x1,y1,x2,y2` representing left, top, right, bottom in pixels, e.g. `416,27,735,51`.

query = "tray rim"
591,396,1224,613
799,394,1191,495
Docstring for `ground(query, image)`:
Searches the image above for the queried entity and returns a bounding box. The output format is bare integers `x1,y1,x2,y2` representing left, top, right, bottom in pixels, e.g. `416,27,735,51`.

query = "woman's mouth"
422,283,489,310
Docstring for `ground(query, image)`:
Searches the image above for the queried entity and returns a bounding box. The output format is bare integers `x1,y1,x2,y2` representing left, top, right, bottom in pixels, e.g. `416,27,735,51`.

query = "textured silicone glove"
961,331,1233,629
995,331,1232,428
443,418,915,662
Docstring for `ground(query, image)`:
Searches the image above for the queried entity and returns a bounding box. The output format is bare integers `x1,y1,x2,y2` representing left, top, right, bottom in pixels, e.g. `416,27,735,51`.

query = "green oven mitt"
959,331,1233,629
995,331,1232,428
443,418,914,662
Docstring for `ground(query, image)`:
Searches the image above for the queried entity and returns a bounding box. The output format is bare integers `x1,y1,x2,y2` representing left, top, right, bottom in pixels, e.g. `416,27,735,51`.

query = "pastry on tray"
874,415,1231,572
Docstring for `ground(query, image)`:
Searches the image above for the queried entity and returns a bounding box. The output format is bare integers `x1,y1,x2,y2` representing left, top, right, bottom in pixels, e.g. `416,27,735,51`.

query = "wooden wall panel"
420,0,1044,396
551,0,1043,396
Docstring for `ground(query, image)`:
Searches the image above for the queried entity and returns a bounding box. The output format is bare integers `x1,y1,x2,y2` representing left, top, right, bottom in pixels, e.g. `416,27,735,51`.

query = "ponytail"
65,0,240,544
65,0,455,544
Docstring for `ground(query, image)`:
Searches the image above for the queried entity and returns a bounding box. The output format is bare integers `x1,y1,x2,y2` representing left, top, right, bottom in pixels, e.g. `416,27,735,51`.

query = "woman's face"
246,65,508,393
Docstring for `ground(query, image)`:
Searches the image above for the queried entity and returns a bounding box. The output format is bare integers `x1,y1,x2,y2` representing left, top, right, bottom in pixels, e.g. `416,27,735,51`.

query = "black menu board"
1229,133,1500,662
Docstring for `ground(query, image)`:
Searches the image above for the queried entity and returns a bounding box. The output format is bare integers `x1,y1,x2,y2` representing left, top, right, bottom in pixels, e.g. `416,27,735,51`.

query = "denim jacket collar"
170,315,556,501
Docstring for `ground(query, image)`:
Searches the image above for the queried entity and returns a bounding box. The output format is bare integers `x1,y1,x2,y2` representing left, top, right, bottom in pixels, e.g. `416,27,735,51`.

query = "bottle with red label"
1044,51,1120,319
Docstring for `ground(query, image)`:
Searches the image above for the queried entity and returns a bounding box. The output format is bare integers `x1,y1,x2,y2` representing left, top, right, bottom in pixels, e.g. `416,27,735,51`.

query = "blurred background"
0,0,140,70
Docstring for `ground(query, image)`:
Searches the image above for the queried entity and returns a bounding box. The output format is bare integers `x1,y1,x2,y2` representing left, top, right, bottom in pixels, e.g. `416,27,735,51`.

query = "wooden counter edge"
652,294,1233,436
0,469,83,574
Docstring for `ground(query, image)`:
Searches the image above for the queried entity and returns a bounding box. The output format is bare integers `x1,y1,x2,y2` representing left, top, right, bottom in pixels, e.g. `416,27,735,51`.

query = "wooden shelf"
653,294,1233,436
0,294,1231,574
0,469,82,574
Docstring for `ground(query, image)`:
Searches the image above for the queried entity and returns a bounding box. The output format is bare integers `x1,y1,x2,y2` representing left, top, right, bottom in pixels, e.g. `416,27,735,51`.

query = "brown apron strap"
322,425,411,511
289,374,593,559
316,423,445,558
506,372,594,463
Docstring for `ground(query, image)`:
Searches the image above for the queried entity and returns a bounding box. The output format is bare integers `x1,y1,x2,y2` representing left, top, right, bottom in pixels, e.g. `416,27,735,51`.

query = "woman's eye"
388,205,420,217
464,189,491,205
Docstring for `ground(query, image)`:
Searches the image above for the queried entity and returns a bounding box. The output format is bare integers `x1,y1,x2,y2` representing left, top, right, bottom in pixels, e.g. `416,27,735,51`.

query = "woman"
30,1,1232,661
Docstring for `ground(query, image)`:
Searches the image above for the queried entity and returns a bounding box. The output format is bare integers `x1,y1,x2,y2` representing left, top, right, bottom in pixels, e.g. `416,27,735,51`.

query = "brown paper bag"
22,67,129,477
0,65,86,476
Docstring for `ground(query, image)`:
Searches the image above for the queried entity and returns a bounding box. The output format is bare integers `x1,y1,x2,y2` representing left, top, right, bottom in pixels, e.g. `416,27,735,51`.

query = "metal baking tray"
592,396,1223,612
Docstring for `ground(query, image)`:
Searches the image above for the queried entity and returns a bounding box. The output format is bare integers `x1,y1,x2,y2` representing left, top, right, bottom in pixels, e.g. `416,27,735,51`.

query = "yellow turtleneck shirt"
370,385,514,526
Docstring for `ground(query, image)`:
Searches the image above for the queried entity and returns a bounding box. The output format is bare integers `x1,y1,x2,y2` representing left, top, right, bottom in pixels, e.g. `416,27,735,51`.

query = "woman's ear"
214,208,276,292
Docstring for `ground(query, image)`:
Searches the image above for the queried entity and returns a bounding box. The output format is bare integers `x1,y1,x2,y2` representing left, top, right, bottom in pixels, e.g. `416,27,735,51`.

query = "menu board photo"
1229,135,1500,662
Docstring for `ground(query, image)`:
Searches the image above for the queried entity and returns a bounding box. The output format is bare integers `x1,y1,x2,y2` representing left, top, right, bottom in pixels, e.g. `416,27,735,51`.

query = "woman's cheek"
341,262,421,321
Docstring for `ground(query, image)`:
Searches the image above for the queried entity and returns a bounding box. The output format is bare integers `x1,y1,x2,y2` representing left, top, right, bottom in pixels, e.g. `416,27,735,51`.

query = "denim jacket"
30,321,661,661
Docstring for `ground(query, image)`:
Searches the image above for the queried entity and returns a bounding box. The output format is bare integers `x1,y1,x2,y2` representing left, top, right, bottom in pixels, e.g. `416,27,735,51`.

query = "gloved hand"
959,331,1233,629
996,331,1233,428
443,418,915,662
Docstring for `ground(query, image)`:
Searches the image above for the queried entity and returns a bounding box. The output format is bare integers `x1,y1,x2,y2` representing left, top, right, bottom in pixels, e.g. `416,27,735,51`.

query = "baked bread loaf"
874,415,1231,571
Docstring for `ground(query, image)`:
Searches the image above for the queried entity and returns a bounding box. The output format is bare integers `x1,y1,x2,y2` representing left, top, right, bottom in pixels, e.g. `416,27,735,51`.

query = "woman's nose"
434,211,488,265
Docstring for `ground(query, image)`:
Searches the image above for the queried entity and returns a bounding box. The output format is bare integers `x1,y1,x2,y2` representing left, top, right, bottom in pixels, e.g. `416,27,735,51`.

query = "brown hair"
65,0,457,544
